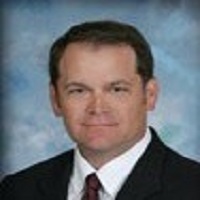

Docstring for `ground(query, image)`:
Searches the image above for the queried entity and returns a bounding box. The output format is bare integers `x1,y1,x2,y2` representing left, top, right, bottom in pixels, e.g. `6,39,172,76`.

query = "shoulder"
160,147,200,198
163,145,200,179
147,128,200,198
0,149,74,198
4,149,74,179
150,126,200,175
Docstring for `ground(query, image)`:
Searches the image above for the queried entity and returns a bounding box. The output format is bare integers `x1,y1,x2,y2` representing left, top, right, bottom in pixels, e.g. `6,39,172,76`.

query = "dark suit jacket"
1,128,200,200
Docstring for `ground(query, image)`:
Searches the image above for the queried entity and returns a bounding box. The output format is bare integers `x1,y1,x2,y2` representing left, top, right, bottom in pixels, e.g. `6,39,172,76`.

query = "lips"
81,117,118,127
82,123,117,126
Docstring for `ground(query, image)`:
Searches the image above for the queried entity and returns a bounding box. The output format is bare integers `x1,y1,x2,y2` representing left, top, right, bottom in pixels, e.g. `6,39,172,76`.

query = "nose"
86,91,109,115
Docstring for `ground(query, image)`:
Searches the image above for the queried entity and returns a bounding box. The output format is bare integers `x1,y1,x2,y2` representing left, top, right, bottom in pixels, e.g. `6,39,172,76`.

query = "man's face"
50,43,158,160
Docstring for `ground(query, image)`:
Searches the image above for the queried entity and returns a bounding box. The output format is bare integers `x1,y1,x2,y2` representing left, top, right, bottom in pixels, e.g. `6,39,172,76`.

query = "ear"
145,78,159,111
49,84,62,116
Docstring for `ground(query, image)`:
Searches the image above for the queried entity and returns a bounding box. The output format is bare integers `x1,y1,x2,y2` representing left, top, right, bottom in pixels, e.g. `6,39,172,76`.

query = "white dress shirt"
68,128,151,200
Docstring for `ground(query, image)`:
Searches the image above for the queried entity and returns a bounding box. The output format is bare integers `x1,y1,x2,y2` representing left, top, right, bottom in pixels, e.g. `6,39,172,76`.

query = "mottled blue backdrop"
1,0,200,179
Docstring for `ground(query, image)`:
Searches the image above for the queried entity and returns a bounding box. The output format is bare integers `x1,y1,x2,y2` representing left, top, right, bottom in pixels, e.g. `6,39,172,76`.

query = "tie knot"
85,173,101,191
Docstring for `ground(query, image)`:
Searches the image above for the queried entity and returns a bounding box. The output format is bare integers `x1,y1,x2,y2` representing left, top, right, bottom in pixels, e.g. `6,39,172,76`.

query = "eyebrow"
109,79,133,87
64,79,134,90
64,82,90,89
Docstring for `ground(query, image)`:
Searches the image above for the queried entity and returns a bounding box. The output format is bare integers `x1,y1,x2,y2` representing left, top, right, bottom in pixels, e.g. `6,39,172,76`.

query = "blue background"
1,0,200,179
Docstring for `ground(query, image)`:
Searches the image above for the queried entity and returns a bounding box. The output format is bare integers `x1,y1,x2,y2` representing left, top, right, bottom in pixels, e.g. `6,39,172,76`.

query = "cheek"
62,101,86,127
119,97,147,123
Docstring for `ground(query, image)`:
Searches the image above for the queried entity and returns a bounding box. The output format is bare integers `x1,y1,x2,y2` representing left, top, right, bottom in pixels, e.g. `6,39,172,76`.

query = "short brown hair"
49,20,154,86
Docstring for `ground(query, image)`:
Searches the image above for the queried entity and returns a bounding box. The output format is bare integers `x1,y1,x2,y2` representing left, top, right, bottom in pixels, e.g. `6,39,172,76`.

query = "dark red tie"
82,173,101,200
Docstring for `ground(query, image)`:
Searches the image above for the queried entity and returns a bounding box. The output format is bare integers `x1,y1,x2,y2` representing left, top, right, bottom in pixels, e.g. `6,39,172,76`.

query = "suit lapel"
37,150,74,200
116,128,166,200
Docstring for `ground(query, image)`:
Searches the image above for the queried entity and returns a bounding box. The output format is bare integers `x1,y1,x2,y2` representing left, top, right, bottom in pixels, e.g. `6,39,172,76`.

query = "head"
49,20,154,86
49,20,158,166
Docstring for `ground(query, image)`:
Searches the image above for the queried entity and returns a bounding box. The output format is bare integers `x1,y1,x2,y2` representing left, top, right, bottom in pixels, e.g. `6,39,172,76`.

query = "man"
1,20,200,200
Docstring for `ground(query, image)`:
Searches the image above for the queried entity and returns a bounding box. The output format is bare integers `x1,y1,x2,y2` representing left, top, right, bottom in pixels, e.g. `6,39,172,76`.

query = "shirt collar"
70,148,96,195
97,128,151,198
70,128,151,198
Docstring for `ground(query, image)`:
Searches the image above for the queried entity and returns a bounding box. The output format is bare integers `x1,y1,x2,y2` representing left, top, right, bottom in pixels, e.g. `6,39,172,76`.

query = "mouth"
81,123,118,127
81,117,118,127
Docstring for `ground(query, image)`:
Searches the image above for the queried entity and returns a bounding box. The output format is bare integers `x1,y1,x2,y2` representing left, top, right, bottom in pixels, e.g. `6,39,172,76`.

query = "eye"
64,83,91,98
112,86,129,93
65,85,88,94
68,88,84,94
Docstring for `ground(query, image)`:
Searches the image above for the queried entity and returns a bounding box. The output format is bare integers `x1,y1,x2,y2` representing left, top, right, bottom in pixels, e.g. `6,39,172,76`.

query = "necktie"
82,173,101,200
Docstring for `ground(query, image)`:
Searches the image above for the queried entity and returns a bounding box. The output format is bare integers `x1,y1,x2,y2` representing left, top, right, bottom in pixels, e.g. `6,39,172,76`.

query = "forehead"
58,43,138,82
60,42,137,68
57,43,141,86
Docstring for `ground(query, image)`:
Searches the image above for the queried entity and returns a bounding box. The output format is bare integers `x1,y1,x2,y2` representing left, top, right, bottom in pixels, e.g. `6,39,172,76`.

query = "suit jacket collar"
116,127,166,200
